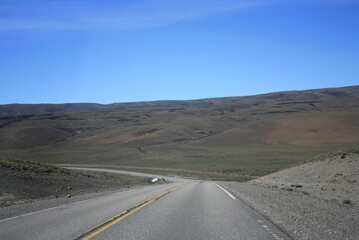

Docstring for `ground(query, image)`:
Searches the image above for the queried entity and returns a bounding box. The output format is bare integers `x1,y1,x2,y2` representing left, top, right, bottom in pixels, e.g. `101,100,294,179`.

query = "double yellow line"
72,184,185,240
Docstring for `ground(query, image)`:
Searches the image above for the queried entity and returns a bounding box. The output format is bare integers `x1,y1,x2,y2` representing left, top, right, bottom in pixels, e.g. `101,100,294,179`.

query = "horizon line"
1,85,357,106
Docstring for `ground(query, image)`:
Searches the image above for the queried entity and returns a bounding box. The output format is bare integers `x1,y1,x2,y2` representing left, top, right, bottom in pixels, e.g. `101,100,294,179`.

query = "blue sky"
1,0,358,104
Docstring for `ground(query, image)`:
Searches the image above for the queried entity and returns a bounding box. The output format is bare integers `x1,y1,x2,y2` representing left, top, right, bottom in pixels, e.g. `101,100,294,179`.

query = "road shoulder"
0,184,149,221
218,181,359,240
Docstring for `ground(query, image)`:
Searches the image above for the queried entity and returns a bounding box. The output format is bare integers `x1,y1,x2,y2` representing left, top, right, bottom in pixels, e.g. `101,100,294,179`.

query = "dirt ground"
252,147,359,206
220,147,359,240
0,158,150,207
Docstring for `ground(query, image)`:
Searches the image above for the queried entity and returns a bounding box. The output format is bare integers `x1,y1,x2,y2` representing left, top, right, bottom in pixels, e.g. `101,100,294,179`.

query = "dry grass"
0,87,359,179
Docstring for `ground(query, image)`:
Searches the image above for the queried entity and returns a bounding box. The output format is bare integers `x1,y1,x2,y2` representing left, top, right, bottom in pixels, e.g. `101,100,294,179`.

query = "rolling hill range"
1,85,359,116
1,86,358,180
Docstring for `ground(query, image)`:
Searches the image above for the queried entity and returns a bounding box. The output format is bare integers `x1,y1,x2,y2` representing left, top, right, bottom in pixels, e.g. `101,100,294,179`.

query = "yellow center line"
72,184,186,240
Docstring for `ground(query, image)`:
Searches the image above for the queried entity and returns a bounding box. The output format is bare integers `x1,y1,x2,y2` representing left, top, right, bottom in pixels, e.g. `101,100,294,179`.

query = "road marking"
211,185,288,239
0,204,66,223
213,183,236,199
72,184,186,240
0,215,20,223
259,222,285,240
0,198,94,223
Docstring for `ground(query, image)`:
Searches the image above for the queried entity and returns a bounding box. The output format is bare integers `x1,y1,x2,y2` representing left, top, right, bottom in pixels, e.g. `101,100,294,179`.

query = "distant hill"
1,86,358,116
1,85,358,179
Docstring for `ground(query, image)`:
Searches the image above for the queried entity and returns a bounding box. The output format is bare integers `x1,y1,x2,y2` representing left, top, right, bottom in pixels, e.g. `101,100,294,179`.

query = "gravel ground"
0,158,152,208
218,149,359,240
219,181,358,240
253,149,359,206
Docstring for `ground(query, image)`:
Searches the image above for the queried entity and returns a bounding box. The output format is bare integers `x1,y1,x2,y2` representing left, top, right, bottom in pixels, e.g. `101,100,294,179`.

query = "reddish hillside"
0,86,358,178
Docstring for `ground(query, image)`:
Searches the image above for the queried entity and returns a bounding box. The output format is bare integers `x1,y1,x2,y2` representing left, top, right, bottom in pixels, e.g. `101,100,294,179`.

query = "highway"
0,169,291,240
65,167,190,183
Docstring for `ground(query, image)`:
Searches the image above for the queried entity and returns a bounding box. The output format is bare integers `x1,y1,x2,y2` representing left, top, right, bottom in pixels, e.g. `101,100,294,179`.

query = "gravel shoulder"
219,148,359,240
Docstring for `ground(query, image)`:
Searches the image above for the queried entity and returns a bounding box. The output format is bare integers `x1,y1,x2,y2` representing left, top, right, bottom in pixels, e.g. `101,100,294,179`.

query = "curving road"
65,167,191,183
0,169,291,240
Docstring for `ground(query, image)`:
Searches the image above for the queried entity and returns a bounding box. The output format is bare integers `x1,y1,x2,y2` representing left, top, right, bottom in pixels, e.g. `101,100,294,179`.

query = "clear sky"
1,0,358,104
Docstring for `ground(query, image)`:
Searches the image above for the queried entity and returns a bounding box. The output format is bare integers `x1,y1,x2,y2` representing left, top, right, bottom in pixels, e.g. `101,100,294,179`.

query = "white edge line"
0,204,65,223
0,198,92,223
0,184,178,223
213,183,236,199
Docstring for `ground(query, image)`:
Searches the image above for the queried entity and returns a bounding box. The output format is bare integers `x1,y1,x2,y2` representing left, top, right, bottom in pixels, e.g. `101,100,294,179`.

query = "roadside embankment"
219,148,359,240
0,158,151,208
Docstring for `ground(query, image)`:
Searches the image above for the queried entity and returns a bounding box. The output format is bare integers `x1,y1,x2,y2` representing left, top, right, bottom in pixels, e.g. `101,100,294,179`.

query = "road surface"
0,169,291,240
65,167,190,183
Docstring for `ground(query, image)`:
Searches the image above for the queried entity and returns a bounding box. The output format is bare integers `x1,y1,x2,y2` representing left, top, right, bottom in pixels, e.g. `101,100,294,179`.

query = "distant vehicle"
151,177,165,183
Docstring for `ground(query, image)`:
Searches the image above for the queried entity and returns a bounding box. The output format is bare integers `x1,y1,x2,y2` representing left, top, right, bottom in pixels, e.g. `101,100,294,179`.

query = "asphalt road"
66,167,191,183
0,170,291,240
